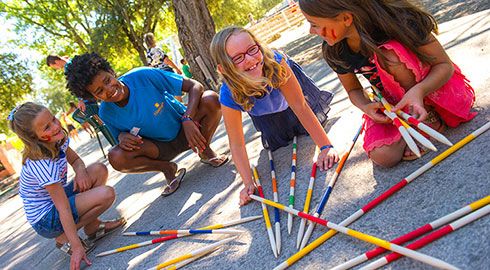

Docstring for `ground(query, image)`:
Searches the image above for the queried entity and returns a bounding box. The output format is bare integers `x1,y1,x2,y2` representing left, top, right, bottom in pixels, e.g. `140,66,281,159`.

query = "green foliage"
207,0,284,30
0,53,33,134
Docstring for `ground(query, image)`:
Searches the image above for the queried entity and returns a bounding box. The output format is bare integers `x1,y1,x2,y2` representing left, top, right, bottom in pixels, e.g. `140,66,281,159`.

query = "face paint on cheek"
330,29,337,39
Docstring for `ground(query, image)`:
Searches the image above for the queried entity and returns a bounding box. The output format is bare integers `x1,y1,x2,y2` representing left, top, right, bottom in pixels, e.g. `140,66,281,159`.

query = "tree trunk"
172,0,218,91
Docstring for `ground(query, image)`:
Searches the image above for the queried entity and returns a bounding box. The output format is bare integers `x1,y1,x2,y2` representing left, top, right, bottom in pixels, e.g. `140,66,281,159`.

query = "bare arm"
222,105,255,206
278,60,339,169
164,57,182,75
45,183,90,270
387,35,454,120
181,78,206,152
66,147,90,192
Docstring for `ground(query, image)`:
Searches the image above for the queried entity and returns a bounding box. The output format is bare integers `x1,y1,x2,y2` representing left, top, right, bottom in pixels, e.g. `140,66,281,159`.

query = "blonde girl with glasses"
210,26,339,206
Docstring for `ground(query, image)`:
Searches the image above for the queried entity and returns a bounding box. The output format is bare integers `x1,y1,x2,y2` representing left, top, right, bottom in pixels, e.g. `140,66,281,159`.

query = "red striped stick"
274,122,490,270
251,195,458,270
361,204,490,269
300,124,363,249
296,147,319,249
332,195,490,270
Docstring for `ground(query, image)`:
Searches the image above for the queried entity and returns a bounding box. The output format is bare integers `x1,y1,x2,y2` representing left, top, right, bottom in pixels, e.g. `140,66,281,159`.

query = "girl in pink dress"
299,0,476,167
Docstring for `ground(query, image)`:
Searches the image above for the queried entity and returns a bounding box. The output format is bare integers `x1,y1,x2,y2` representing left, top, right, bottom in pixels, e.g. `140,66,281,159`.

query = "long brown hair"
8,102,67,163
299,0,438,69
210,26,289,111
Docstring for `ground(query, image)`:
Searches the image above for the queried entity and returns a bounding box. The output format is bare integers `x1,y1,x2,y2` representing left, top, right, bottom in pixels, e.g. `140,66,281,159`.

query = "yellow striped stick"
251,195,458,270
296,147,320,249
252,165,278,258
274,122,489,269
332,195,490,270
146,237,236,270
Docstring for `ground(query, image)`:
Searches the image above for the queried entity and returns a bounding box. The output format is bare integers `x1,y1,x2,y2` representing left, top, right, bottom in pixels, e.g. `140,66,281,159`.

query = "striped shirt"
19,139,70,225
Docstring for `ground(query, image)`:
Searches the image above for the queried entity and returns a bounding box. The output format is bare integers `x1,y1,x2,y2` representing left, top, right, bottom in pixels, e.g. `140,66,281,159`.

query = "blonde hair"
144,33,157,48
210,26,289,111
8,102,67,163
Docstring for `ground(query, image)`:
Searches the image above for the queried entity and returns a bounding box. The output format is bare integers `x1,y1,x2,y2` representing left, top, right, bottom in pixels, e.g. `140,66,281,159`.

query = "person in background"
180,59,193,78
144,32,182,75
46,54,97,112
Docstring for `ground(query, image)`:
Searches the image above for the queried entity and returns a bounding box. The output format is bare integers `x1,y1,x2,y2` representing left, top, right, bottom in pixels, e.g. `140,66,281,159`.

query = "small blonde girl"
8,102,125,270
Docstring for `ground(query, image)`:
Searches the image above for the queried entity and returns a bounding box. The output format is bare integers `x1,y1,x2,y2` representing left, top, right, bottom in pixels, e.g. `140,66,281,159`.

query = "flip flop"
200,155,229,168
86,217,127,243
161,168,186,197
56,237,95,256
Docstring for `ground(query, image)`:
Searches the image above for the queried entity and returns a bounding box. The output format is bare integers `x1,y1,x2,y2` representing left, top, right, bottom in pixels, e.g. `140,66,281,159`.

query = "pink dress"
363,40,476,154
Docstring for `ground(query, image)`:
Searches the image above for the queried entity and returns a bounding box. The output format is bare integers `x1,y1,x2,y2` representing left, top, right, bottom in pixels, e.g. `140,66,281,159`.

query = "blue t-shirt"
219,51,289,116
99,67,186,142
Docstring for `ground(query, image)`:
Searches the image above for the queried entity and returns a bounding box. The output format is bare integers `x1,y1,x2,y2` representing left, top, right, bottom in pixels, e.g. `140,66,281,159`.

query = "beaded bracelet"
181,114,193,122
320,144,334,151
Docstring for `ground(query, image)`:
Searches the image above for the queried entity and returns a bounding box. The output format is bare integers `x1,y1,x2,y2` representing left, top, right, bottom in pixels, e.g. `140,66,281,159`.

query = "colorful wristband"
320,144,334,151
181,114,193,122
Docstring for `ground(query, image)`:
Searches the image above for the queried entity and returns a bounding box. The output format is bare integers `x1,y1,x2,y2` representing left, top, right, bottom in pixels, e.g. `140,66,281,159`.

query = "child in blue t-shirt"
210,26,339,206
8,102,125,270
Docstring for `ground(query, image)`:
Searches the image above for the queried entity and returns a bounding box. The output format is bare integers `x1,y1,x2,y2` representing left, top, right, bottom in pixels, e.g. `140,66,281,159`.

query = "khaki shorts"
148,128,191,161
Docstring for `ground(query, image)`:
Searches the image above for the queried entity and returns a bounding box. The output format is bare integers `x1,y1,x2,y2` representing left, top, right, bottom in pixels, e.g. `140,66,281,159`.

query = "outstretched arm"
278,60,339,170
222,105,255,206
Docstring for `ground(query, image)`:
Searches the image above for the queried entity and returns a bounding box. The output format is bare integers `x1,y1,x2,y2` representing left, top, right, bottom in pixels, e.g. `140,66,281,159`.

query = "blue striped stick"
300,124,363,249
266,143,282,254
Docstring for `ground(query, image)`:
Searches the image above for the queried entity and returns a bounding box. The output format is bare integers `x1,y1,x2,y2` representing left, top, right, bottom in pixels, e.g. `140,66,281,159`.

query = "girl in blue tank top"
211,26,339,206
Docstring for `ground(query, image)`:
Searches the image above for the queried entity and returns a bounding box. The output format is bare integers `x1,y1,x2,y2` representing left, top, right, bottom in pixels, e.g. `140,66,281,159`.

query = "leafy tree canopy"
0,53,33,134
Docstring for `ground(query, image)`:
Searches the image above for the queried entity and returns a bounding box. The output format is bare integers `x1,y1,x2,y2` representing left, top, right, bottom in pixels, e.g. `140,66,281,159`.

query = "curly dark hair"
65,52,113,99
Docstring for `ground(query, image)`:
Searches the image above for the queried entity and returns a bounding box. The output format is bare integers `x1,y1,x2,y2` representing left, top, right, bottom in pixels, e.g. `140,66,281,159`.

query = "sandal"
56,237,95,256
86,217,127,243
402,144,428,161
199,154,229,168
161,168,186,197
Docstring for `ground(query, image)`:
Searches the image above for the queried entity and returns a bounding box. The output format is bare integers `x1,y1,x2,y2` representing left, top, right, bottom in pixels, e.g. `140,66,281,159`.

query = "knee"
93,162,109,182
369,147,403,168
200,91,220,113
108,147,129,172
99,186,116,205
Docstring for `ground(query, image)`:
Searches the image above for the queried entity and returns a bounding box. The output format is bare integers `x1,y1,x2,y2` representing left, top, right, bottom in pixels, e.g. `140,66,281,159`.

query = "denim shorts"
32,182,79,238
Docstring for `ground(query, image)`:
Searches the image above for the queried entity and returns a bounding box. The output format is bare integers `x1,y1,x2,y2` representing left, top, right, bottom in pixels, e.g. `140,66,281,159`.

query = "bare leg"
108,140,178,181
55,163,120,243
82,123,96,137
368,138,406,168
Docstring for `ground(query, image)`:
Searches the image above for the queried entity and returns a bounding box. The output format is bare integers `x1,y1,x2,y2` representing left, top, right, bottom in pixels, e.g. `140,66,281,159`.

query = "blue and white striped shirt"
19,139,70,225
